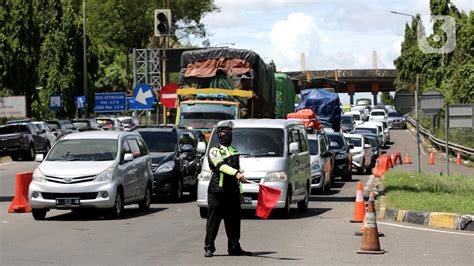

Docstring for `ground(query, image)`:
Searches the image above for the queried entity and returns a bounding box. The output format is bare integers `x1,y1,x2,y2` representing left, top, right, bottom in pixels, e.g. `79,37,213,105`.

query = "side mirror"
364,144,371,149
41,129,46,134
181,144,193,152
35,154,44,162
348,144,354,149
330,142,338,149
197,142,206,153
289,142,299,154
123,153,134,162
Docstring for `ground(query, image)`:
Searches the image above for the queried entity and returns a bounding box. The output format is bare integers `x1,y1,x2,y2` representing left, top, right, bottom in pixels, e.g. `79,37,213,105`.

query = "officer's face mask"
218,131,232,146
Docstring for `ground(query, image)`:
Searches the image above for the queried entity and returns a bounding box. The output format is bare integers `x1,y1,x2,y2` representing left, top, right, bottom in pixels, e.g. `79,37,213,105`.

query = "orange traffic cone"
8,172,33,213
372,158,381,177
350,182,365,223
355,191,384,237
404,152,412,164
456,150,462,165
357,192,385,254
428,152,436,165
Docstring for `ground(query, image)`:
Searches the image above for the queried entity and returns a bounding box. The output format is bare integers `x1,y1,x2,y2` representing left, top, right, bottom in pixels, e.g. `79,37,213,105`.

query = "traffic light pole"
162,36,167,125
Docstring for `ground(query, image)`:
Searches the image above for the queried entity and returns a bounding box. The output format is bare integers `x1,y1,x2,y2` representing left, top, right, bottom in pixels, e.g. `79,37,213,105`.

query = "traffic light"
154,9,171,37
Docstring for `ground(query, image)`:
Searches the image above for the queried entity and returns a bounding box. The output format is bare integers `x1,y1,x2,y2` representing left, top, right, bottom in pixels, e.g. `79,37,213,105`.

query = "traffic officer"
204,120,252,258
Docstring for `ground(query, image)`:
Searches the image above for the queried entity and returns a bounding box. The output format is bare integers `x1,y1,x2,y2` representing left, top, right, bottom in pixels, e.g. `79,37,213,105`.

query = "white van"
354,124,382,147
196,119,311,218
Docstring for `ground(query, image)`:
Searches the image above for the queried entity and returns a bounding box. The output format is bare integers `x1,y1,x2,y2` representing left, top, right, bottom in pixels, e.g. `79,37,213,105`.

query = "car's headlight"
95,167,114,182
156,161,175,172
33,168,45,182
198,170,211,181
336,153,347,160
264,171,287,182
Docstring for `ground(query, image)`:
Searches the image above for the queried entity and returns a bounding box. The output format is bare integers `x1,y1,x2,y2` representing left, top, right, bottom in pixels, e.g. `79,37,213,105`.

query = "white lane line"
378,222,474,236
0,162,14,166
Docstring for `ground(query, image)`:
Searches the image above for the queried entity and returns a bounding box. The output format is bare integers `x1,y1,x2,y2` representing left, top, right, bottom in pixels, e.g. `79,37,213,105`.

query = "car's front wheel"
107,189,124,219
297,183,309,212
139,185,151,211
32,209,47,220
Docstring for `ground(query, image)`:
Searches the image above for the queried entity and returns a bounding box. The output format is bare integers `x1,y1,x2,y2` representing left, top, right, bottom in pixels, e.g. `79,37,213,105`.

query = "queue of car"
2,104,402,220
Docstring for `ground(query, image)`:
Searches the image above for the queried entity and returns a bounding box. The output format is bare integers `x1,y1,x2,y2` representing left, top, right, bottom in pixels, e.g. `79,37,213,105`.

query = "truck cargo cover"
296,89,341,131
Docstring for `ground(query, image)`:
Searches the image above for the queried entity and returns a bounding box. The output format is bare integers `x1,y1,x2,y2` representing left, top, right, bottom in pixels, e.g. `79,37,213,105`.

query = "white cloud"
270,13,326,71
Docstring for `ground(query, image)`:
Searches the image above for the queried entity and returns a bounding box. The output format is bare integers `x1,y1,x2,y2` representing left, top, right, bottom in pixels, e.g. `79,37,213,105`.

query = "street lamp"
391,10,421,173
214,42,235,47
389,10,415,18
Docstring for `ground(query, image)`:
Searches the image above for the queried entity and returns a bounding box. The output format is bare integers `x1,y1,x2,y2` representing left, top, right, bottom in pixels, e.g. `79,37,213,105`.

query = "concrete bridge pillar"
371,82,379,105
348,82,356,105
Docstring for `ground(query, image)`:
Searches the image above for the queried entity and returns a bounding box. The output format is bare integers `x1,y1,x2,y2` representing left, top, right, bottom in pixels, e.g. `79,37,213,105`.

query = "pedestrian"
204,120,252,258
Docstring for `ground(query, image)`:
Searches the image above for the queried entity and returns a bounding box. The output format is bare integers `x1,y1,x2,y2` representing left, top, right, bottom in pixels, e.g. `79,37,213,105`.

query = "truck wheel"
199,207,208,219
32,209,47,220
25,145,35,161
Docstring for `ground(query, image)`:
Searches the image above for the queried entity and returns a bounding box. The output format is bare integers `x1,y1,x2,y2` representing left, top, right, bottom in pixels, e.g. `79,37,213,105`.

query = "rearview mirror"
289,142,299,154
348,144,354,149
41,129,46,134
322,151,332,158
330,142,338,149
197,142,206,153
364,144,371,149
35,154,44,162
123,153,134,162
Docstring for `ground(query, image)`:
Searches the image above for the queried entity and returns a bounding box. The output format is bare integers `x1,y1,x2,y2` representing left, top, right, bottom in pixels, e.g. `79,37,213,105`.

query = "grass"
381,171,474,215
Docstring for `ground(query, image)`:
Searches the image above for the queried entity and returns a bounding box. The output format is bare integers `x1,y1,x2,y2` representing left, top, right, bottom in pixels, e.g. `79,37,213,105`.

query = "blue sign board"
49,95,63,110
75,96,86,110
128,84,155,110
94,93,127,112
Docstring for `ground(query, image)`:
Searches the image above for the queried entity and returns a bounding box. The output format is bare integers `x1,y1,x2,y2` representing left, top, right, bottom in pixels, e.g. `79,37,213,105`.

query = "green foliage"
382,171,474,214
380,92,394,105
394,0,474,104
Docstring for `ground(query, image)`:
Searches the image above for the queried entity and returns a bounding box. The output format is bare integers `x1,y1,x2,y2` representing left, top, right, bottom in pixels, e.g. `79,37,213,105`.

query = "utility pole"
82,0,88,118
372,50,377,69
415,74,421,173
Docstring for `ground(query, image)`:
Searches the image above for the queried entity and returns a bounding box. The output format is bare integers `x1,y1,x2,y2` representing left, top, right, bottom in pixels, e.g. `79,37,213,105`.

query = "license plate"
243,197,252,204
56,198,80,207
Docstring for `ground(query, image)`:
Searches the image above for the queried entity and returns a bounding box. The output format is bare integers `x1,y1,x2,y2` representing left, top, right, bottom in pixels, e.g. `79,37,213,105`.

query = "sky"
189,0,473,105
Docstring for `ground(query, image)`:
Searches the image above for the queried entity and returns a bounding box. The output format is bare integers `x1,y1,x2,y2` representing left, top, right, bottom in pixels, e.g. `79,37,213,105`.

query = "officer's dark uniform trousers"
204,145,242,253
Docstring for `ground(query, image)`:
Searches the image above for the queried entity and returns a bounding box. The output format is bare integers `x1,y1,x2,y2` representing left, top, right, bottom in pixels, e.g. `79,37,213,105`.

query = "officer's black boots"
228,248,253,256
204,250,213,258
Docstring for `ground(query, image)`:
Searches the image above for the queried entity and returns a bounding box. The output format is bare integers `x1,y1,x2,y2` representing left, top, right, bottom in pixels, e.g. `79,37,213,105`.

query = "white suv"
29,131,153,220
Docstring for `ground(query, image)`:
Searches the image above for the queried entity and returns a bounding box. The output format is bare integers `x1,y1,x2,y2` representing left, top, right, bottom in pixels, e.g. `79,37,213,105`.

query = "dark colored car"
71,119,103,132
352,130,380,166
133,127,203,200
387,111,407,129
0,123,49,160
340,115,355,133
326,132,353,180
46,120,77,139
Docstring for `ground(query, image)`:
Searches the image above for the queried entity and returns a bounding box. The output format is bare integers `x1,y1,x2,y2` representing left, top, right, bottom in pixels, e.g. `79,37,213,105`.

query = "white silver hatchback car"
29,131,153,220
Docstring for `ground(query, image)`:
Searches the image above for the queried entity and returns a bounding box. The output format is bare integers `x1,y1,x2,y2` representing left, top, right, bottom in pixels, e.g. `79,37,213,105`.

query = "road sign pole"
162,36,167,125
415,74,421,173
446,104,449,176
82,0,88,118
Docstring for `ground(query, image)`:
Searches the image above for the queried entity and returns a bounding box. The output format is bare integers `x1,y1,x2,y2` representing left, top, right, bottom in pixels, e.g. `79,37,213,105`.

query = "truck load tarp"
274,73,295,118
296,89,341,131
287,109,321,130
179,48,275,118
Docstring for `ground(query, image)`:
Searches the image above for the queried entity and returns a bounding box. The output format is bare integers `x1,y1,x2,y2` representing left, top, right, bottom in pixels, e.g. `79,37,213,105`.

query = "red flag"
256,184,282,219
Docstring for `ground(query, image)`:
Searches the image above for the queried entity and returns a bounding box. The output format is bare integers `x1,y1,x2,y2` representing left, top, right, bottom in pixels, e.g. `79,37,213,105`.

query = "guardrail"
406,116,474,156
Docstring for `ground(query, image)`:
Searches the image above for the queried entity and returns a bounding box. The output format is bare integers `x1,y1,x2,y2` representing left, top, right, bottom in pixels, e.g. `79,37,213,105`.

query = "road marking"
378,222,474,236
0,162,14,166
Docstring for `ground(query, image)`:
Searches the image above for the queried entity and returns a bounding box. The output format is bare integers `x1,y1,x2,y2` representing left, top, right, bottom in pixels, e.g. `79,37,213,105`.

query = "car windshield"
47,139,118,161
355,127,377,134
209,128,284,157
72,121,90,129
388,112,403,117
341,116,353,124
47,122,60,130
0,125,29,134
328,134,345,150
179,103,237,129
345,137,362,147
308,139,319,155
138,131,177,153
371,111,385,116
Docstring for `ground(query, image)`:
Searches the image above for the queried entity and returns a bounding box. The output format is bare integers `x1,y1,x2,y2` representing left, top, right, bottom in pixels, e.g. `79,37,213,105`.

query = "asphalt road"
1,131,473,265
